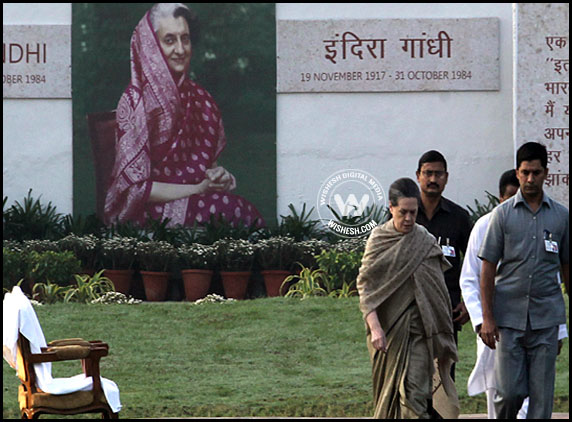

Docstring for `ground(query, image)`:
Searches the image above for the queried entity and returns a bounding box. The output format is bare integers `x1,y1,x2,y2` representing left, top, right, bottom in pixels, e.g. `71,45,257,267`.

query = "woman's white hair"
148,3,190,31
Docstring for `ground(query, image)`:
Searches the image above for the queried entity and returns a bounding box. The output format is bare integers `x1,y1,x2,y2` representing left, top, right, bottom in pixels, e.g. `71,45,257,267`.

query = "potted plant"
57,234,99,275
136,240,177,301
99,237,138,295
178,243,215,301
255,236,297,297
213,238,255,300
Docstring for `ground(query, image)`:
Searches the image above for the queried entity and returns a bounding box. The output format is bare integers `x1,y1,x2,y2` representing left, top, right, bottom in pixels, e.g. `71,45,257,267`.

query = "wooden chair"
86,111,117,221
16,335,119,419
4,287,120,419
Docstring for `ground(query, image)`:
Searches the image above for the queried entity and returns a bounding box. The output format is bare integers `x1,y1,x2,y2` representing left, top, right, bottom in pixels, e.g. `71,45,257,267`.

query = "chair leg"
101,409,119,419
21,409,36,419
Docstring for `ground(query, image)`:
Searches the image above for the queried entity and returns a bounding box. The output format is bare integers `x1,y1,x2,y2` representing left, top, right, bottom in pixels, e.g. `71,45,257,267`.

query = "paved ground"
460,413,568,419
153,414,569,419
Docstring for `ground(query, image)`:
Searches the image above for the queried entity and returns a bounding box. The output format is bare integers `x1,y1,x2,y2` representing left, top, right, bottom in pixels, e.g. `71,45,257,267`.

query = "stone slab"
3,25,71,98
277,18,500,93
515,3,569,206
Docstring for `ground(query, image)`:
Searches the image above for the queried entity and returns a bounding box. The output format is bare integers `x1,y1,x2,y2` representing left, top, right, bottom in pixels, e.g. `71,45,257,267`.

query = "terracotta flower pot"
181,269,213,301
104,269,134,295
260,270,291,297
140,270,170,301
220,271,251,300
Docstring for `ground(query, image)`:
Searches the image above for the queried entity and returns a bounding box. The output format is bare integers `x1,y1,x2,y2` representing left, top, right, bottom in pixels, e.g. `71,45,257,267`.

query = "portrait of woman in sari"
104,3,264,228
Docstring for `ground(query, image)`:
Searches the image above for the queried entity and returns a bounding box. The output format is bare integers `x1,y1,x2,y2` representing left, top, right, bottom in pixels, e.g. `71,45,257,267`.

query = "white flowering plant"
136,240,178,272
178,243,215,270
190,293,235,305
254,236,297,271
91,291,142,305
99,236,139,270
212,238,255,271
57,234,99,270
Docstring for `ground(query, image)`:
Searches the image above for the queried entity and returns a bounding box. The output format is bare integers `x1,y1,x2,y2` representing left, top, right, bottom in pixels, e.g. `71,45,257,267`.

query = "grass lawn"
3,296,568,418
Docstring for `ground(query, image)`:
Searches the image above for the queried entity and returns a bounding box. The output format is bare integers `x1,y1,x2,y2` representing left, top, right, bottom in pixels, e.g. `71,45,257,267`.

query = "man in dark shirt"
415,150,472,375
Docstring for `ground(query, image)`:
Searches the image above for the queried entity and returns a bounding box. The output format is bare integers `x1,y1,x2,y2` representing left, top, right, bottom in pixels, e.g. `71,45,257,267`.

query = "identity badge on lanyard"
544,230,559,254
438,237,456,257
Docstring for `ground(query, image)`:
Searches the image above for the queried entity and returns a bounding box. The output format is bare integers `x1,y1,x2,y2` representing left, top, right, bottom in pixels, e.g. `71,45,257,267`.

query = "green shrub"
64,270,115,303
104,219,147,240
3,189,64,241
25,250,81,287
143,217,182,244
60,213,103,237
315,249,363,292
283,240,365,299
3,246,25,290
466,191,500,225
32,281,69,304
278,203,323,241
282,265,330,298
31,271,116,304
200,214,263,244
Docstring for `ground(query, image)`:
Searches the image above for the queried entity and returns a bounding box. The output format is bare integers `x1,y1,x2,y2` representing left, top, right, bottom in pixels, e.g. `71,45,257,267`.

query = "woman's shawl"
357,221,459,418
104,12,225,225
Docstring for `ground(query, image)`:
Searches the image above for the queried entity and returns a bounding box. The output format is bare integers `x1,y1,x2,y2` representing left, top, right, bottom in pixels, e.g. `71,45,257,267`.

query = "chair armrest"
47,345,91,360
29,344,109,363
89,341,109,352
47,338,91,347
42,339,109,352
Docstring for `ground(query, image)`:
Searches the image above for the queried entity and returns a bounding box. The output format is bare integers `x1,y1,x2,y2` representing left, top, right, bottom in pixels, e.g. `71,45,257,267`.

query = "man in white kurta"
460,170,567,419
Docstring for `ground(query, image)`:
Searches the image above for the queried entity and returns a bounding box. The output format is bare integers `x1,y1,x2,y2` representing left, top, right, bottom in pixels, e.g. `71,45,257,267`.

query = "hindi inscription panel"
515,3,569,206
277,18,500,93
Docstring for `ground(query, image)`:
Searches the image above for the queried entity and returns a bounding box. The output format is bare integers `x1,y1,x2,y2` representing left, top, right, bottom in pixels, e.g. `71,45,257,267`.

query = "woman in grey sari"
357,178,459,419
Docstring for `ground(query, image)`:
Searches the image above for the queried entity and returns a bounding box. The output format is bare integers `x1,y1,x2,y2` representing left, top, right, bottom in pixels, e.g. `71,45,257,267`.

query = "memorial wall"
3,4,568,223
3,3,72,214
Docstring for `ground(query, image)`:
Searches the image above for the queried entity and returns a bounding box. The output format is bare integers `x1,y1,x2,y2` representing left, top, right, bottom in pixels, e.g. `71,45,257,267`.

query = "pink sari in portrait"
104,12,264,228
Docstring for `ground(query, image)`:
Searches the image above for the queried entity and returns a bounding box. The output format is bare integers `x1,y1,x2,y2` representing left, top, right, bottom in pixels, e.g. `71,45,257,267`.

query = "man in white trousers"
460,169,567,418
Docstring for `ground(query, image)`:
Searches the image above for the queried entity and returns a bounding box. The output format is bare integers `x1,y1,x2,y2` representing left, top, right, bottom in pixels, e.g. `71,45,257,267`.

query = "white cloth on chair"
3,286,122,413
